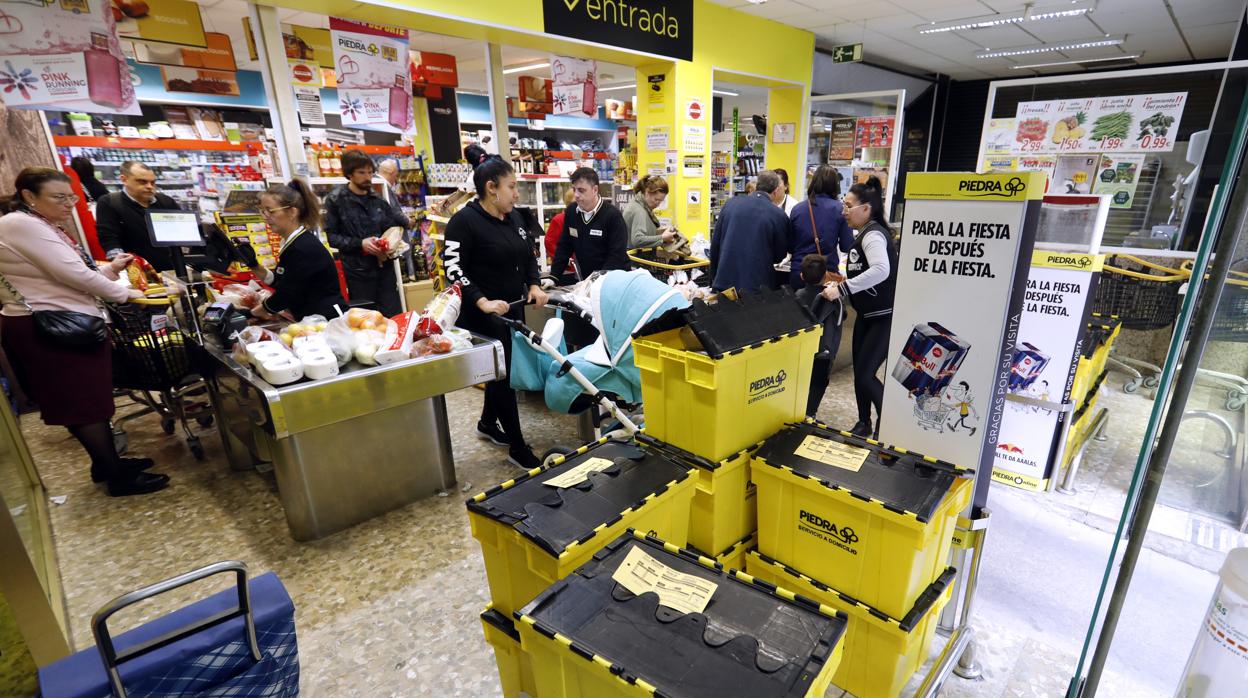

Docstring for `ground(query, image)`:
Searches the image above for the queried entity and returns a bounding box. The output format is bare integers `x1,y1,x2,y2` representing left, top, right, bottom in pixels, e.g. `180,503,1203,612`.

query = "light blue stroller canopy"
543,270,690,414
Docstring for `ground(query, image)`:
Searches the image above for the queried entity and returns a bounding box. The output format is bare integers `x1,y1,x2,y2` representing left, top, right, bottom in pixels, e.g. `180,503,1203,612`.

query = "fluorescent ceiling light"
713,89,739,96
503,62,549,75
1010,53,1142,69
918,0,1095,35
598,83,637,92
746,0,768,4
977,35,1124,59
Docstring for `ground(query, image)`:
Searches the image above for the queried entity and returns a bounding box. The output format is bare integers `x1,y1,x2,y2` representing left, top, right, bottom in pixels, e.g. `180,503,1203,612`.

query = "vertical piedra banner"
330,17,411,133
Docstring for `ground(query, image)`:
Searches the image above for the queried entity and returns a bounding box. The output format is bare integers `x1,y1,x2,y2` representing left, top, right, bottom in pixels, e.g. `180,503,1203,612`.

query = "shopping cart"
1089,255,1190,392
109,295,214,460
914,393,955,433
1181,258,1248,410
628,246,710,285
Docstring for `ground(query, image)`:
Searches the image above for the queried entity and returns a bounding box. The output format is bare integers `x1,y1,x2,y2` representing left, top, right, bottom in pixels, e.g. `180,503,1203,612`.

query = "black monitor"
145,210,204,248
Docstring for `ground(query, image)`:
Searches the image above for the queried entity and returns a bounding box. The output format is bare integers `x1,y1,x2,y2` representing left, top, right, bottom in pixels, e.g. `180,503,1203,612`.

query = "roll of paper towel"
300,348,339,380
258,354,304,385
245,341,287,365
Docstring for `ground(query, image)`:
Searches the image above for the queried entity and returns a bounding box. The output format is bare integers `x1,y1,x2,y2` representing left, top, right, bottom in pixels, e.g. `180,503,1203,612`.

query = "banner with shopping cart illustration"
993,252,1104,491
878,171,1045,511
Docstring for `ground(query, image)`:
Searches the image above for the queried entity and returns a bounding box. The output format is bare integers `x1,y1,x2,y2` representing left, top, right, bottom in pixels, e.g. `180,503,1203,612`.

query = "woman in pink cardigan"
0,168,169,496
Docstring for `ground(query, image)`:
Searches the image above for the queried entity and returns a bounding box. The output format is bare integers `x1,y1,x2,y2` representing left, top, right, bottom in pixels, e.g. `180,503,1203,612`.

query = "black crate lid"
635,287,817,359
466,440,693,557
518,531,847,698
753,422,969,523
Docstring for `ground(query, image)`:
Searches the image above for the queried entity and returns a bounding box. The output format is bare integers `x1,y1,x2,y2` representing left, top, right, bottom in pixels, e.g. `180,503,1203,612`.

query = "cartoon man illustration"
946,381,979,435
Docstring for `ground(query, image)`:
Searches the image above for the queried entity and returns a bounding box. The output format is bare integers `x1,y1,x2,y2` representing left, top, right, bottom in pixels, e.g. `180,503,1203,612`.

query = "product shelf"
53,135,262,152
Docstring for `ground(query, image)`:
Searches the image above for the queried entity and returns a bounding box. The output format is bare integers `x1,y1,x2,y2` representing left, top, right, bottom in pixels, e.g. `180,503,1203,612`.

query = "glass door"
808,90,905,216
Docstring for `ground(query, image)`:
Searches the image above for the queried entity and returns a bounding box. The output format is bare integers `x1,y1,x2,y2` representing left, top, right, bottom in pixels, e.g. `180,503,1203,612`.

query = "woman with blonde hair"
622,175,676,249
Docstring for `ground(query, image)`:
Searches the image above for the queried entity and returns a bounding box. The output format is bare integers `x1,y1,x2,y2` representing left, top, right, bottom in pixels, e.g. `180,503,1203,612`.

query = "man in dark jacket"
323,149,408,316
95,161,182,271
709,170,791,293
550,167,629,281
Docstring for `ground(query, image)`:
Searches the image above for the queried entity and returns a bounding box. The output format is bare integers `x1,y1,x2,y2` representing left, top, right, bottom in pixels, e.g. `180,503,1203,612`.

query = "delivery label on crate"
993,249,1105,490
879,172,1045,509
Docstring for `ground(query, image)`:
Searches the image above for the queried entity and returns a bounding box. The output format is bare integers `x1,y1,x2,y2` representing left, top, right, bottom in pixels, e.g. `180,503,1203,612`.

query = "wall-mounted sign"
832,43,863,63
772,122,796,144
1011,92,1187,154
647,73,668,111
133,32,237,71
686,97,705,122
161,66,240,97
417,52,458,87
0,0,138,115
115,0,207,47
829,118,856,162
1091,153,1145,209
330,17,412,133
290,60,323,88
855,116,894,148
542,0,693,62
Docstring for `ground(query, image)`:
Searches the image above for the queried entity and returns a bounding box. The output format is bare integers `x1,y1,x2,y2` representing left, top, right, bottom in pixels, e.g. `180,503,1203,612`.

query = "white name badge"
590,228,603,237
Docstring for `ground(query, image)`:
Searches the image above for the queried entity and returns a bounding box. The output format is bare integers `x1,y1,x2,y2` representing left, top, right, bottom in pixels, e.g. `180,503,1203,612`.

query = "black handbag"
0,270,107,350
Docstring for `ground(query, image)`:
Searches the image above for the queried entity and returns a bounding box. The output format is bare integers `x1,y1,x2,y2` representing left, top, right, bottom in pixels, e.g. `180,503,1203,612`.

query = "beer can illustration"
1008,342,1050,393
890,322,972,398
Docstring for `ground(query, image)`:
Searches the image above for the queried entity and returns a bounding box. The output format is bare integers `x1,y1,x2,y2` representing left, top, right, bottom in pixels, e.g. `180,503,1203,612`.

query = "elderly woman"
0,167,168,496
622,175,676,249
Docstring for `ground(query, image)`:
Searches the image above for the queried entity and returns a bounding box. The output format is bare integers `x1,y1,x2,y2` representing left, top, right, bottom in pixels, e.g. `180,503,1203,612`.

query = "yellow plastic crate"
515,531,846,698
744,551,954,698
480,605,536,698
634,325,821,461
467,438,698,617
639,434,758,556
714,531,756,572
751,422,972,620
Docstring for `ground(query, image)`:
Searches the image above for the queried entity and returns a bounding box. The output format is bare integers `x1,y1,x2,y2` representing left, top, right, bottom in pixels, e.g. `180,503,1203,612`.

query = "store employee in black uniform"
549,167,629,281
443,157,548,471
249,179,346,320
95,161,181,271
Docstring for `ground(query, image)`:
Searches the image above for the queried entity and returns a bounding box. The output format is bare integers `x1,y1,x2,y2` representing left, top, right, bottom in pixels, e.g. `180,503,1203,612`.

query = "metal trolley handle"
90,560,263,698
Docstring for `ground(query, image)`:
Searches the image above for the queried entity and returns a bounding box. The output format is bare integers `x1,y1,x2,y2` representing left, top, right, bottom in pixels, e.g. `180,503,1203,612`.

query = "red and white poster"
551,54,596,117
330,17,411,133
855,116,894,148
0,0,138,114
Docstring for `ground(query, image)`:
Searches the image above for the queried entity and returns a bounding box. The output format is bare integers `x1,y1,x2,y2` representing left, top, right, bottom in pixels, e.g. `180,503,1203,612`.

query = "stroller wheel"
196,414,215,428
541,446,575,467
188,436,206,461
161,418,176,435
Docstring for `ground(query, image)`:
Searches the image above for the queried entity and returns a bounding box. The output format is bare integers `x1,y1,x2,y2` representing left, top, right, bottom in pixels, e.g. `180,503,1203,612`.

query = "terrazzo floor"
20,364,1236,697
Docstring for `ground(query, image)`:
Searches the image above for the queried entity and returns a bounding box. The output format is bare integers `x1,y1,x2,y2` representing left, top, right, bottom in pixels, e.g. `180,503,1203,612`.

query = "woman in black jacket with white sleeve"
823,176,898,439
443,157,548,470
250,179,347,321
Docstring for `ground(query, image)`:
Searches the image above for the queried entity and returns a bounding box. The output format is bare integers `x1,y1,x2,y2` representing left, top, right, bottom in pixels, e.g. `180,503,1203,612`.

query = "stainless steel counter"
198,335,506,541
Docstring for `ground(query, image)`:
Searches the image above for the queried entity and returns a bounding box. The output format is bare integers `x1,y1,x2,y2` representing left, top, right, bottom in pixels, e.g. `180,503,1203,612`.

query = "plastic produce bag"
352,322,394,366
321,315,356,367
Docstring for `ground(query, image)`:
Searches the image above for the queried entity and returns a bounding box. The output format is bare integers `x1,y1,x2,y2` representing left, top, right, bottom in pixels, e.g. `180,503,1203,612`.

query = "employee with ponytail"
250,179,346,320
823,176,897,438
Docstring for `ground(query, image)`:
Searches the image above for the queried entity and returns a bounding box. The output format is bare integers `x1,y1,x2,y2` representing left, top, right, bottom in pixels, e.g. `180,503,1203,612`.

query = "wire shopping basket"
628,246,710,285
1179,258,1248,343
1090,255,1190,331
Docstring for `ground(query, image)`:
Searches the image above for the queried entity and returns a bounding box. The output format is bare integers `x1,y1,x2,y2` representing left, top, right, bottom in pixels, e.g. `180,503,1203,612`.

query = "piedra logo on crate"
748,369,787,405
798,509,859,554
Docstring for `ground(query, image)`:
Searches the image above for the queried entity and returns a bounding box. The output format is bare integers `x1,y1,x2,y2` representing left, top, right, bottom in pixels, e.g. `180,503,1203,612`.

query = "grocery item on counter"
243,340,287,366
376,311,417,365
230,326,281,364
293,337,339,380
411,334,453,358
1090,110,1132,141
445,327,473,352
278,318,328,347
416,283,462,337
345,308,388,332
218,283,265,310
257,352,304,385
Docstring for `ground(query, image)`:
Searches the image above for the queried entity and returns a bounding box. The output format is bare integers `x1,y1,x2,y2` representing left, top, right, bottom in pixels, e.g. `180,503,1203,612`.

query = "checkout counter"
197,330,505,541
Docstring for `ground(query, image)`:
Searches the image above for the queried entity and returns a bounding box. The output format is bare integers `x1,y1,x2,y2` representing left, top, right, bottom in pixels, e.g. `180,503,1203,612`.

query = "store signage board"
832,43,863,63
542,0,693,61
683,125,706,152
418,52,459,87
161,66,241,97
878,171,1045,510
290,60,324,88
647,73,668,111
855,116,894,149
687,97,705,122
116,0,207,47
133,32,237,71
682,155,704,177
0,0,139,115
295,85,326,126
646,126,670,150
773,122,796,144
1012,92,1187,154
829,118,856,162
1092,153,1145,209
330,17,412,133
994,249,1104,491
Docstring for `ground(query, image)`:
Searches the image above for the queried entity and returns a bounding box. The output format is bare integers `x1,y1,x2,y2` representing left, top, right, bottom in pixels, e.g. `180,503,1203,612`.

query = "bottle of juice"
317,145,333,178
305,141,321,177
330,145,342,177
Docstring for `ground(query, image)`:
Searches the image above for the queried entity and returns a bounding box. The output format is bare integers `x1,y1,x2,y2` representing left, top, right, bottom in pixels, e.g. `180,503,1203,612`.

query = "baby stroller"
500,270,691,463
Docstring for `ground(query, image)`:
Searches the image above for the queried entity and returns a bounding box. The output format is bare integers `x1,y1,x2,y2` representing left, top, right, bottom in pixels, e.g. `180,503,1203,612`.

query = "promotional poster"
0,0,138,114
330,17,411,133
878,172,1044,509
1011,92,1187,154
993,252,1103,490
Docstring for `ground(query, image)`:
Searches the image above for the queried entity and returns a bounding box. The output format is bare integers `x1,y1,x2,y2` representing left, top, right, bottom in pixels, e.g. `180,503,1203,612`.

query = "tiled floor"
21,363,1237,696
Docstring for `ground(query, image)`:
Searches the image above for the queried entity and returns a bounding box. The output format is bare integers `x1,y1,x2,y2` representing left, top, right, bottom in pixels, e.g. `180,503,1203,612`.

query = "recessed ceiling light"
503,62,549,75
1010,53,1143,69
598,83,637,92
918,0,1095,35
977,35,1124,59
713,89,740,96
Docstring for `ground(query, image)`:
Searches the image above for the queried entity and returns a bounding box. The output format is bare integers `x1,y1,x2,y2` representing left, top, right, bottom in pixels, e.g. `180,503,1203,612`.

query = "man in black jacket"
95,161,181,271
550,167,629,281
323,149,408,316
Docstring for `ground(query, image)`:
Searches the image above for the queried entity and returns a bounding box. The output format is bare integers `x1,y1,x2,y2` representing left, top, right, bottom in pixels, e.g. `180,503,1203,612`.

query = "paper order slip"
794,435,870,472
611,547,718,614
543,457,615,488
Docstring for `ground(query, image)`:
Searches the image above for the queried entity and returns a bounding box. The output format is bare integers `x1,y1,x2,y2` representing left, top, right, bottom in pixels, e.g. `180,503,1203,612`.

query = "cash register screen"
145,210,204,247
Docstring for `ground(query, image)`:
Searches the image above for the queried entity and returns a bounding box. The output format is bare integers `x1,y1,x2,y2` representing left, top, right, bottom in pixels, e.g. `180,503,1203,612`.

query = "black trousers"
459,309,526,449
344,261,401,317
851,314,891,425
806,321,843,418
